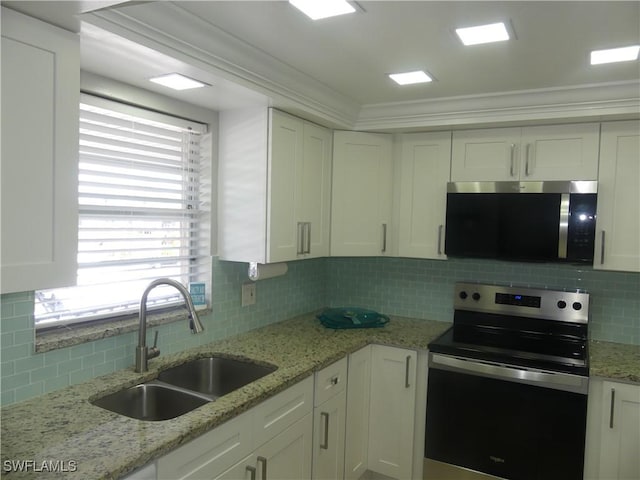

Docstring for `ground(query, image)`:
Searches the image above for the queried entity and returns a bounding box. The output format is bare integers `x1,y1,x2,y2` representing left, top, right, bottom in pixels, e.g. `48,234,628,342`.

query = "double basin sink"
92,356,277,421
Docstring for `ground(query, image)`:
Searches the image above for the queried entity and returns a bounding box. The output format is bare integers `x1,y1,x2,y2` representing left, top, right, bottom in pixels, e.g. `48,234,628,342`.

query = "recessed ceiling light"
389,70,433,86
289,0,355,20
590,45,640,65
149,73,208,91
456,22,510,46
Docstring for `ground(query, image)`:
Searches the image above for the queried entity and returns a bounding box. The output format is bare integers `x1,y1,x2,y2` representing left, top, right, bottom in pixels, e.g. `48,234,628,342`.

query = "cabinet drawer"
314,357,348,406
157,410,252,480
252,375,313,447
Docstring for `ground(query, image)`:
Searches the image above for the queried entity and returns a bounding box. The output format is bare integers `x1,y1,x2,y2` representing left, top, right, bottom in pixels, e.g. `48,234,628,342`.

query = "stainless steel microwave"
444,181,598,263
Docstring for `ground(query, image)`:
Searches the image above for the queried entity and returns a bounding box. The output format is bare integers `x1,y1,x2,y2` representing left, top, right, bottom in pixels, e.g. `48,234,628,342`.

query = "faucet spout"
135,278,205,373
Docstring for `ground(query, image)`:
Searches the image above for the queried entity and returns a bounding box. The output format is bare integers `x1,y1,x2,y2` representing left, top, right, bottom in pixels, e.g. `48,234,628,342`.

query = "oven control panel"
454,282,589,323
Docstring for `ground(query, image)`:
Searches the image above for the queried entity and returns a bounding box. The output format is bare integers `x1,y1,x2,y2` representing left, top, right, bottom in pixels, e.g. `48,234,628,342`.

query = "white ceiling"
4,1,640,128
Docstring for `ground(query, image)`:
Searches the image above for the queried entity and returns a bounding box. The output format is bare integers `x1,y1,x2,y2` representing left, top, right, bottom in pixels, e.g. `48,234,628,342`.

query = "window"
35,95,211,328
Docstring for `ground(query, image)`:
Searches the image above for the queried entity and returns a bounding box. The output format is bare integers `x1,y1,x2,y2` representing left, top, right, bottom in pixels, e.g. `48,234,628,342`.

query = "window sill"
35,307,211,353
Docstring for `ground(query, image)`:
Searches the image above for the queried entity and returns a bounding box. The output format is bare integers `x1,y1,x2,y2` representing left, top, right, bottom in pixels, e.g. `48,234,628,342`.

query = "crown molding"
84,4,639,132
356,81,640,131
83,3,361,128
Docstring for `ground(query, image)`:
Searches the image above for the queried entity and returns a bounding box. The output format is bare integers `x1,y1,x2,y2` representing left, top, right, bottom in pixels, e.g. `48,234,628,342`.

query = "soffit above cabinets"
6,1,640,130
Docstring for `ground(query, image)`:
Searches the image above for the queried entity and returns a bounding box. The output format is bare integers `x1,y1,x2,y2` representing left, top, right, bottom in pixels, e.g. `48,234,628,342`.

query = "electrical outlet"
241,282,256,306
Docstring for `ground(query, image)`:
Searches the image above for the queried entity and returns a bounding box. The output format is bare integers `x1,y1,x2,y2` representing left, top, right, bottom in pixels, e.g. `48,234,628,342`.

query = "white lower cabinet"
585,379,640,480
344,346,372,480
312,358,348,480
157,377,313,480
155,346,421,480
216,414,313,480
368,345,418,480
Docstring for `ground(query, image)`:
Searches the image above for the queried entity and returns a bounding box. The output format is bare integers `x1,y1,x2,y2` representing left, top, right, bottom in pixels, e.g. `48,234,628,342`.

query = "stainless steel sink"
157,356,277,398
92,381,210,421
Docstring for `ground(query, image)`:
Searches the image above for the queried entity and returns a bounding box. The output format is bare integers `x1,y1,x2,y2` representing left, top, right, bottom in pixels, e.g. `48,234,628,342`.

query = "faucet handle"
148,331,160,360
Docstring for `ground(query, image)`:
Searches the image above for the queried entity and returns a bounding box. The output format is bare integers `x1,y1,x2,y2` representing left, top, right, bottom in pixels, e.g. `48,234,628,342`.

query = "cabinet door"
157,411,253,479
257,413,313,480
398,132,451,259
300,122,332,259
520,123,600,180
253,375,313,448
268,110,304,263
312,390,347,480
368,345,417,480
214,454,255,480
1,8,79,293
344,346,371,480
451,128,520,181
598,381,640,480
594,121,640,272
331,131,393,256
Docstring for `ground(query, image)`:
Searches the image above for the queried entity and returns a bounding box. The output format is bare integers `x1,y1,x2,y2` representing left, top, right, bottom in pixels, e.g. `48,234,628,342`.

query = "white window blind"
35,95,211,328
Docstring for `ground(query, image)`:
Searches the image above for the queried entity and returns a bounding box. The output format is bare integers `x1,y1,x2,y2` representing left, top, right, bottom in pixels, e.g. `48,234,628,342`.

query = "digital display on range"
495,292,541,308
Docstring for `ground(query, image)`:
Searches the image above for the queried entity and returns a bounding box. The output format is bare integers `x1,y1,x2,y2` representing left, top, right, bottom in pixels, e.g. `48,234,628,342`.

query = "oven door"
424,353,588,480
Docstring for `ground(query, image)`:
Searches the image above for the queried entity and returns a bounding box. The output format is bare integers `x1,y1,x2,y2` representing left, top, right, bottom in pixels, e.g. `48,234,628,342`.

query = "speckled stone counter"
1,313,638,479
1,313,448,479
589,340,640,383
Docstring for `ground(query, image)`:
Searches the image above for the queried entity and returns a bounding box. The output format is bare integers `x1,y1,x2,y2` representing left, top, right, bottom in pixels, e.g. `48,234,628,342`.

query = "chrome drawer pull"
246,465,257,480
321,411,330,449
257,456,267,480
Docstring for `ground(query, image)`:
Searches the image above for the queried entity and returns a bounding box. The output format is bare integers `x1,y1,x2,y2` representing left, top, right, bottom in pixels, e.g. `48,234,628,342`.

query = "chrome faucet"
135,278,205,373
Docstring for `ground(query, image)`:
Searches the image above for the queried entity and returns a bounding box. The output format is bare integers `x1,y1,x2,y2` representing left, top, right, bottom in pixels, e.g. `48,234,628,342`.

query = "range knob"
573,302,583,311
472,292,481,301
557,300,567,309
459,291,468,300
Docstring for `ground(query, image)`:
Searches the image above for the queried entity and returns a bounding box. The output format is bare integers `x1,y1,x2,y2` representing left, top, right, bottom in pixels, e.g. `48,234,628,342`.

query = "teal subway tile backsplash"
327,256,640,345
1,257,327,406
1,255,639,406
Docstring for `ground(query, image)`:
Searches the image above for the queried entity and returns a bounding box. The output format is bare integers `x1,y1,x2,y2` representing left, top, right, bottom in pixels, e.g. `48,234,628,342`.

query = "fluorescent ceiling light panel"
389,70,433,85
289,0,355,20
456,22,510,46
590,45,640,65
149,73,208,90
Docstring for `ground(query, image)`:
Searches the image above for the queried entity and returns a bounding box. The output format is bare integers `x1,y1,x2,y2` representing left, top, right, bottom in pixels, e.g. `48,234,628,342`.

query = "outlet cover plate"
242,282,256,307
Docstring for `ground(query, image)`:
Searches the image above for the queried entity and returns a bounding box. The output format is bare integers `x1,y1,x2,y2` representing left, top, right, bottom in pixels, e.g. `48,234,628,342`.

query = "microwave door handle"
558,194,569,259
510,144,516,177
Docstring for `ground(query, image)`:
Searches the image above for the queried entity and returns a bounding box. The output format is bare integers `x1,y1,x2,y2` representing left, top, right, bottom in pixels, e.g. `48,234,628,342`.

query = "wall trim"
84,5,640,131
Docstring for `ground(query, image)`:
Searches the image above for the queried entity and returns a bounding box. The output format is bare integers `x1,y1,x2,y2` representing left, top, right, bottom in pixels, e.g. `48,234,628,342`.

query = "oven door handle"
429,353,588,394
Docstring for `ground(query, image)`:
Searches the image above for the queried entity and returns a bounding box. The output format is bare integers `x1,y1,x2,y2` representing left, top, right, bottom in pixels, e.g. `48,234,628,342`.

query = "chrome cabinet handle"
437,225,444,255
305,222,311,254
297,222,304,255
600,230,606,265
246,465,257,480
509,144,516,177
405,355,411,388
525,144,531,176
609,388,616,429
382,223,387,253
257,456,267,480
320,412,330,449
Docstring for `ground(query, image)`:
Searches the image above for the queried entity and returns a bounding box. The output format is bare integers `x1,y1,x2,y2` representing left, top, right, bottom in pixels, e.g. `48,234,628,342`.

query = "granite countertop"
1,313,639,479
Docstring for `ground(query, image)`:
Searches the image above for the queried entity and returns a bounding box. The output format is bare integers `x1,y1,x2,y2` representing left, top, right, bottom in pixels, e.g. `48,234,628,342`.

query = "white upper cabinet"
397,132,451,259
594,120,640,272
451,123,600,182
1,8,80,294
218,108,331,263
331,131,393,256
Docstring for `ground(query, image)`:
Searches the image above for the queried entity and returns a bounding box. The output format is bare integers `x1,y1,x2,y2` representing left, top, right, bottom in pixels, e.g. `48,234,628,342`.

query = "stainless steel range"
424,282,590,480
